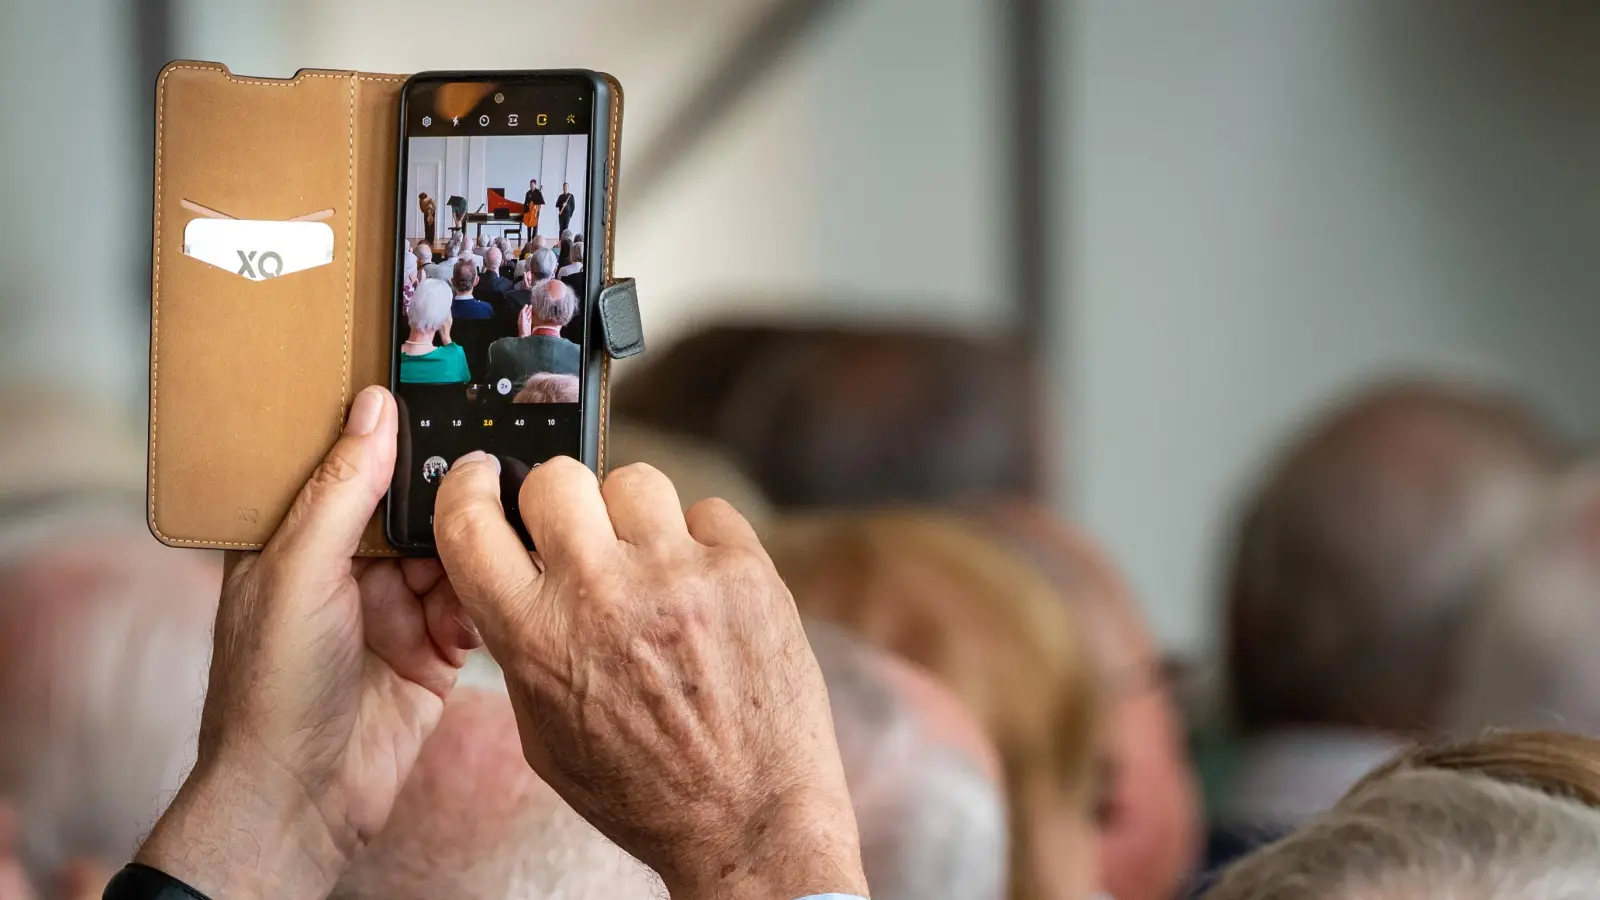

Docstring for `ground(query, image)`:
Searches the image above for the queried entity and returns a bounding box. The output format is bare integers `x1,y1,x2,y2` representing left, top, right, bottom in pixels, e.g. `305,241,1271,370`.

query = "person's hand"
0,802,107,900
136,386,481,900
433,456,868,900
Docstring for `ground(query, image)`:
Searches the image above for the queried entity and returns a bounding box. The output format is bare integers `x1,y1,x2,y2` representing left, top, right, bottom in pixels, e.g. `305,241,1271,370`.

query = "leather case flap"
150,62,407,554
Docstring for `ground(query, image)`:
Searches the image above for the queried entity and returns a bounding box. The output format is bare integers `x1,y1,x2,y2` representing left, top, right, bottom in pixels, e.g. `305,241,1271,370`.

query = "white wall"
1060,2,1600,654
0,0,139,401
405,135,591,245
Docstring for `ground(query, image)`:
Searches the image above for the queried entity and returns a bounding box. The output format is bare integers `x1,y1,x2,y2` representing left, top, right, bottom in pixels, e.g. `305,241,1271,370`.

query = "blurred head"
463,235,475,253
450,259,478,296
1205,731,1600,898
0,535,218,886
529,179,537,188
513,373,579,404
614,327,1036,508
1224,377,1563,737
446,238,463,260
332,684,661,900
562,182,569,192
983,503,1200,900
807,622,1007,900
414,242,431,262
418,192,428,201
570,241,584,264
1446,463,1600,737
529,247,559,282
484,246,503,273
607,420,773,531
519,280,577,332
768,511,1101,900
403,253,419,284
408,279,453,333
560,229,573,243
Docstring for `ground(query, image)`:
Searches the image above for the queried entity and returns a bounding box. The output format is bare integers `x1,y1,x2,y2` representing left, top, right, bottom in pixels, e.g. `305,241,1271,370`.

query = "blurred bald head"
1225,377,1564,736
807,623,1007,900
331,680,661,900
1447,462,1600,737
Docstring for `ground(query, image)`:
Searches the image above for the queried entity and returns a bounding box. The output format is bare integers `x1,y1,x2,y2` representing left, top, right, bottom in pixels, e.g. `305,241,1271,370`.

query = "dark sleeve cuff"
103,864,214,900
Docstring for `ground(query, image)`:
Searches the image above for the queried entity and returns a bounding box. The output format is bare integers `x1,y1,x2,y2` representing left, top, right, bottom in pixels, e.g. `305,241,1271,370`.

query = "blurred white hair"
531,247,559,281
484,246,503,271
1204,768,1600,898
408,279,453,332
330,673,662,900
570,241,584,264
807,623,1007,900
0,536,217,883
1446,464,1600,737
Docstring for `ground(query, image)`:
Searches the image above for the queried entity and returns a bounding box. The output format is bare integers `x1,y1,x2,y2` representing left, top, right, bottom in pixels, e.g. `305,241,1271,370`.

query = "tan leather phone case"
148,61,625,554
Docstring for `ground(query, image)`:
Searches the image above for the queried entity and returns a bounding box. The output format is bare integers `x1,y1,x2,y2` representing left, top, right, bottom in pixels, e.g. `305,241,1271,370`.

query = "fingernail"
454,450,500,474
344,386,385,436
454,608,483,644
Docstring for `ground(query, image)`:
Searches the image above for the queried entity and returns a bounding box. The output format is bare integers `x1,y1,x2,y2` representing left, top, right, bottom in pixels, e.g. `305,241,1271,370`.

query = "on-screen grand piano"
471,188,528,245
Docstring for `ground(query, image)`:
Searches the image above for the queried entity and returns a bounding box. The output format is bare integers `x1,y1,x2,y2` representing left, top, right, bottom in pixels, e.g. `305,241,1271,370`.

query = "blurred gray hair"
531,247,559,281
484,246,503,271
524,280,578,328
1204,768,1600,898
1445,464,1600,737
403,253,419,277
415,243,431,263
570,241,584,264
409,279,453,332
0,537,216,882
330,678,662,900
446,238,463,259
807,623,1007,900
1224,378,1562,734
560,229,574,243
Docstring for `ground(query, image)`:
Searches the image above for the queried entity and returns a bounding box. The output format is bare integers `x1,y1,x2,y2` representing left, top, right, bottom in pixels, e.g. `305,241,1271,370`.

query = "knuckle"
433,496,503,550
310,447,364,492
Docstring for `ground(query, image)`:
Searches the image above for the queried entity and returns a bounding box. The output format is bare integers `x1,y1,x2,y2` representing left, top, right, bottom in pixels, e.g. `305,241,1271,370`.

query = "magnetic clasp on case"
597,278,645,360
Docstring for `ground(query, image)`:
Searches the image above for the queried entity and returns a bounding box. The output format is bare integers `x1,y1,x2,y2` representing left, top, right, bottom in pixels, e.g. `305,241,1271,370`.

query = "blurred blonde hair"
766,511,1100,900
1206,731,1600,898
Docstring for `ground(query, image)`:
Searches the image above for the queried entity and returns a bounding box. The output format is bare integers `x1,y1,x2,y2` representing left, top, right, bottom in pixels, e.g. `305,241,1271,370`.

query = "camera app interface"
391,77,593,546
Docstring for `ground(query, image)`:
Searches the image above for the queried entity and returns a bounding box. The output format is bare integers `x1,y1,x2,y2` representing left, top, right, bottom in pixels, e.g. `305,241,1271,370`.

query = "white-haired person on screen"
399,279,469,385
512,372,580,405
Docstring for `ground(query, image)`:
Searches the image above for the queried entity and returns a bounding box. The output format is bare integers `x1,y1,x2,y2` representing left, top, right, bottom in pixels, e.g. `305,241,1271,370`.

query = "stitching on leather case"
150,64,364,549
598,75,624,481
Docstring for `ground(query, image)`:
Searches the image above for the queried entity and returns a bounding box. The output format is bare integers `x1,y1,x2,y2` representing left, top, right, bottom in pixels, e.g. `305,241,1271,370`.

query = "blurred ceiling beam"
623,0,854,209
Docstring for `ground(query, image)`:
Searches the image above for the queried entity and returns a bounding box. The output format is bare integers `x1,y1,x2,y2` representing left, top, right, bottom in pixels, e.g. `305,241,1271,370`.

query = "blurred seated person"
808,623,1008,900
614,326,1035,508
401,253,419,307
459,235,484,270
1444,462,1600,739
329,680,664,900
487,276,581,386
984,504,1201,900
473,247,513,309
450,260,493,320
0,390,219,900
1203,732,1600,898
414,240,433,265
512,372,579,404
1208,377,1564,875
768,511,1104,900
563,240,588,281
399,280,469,384
500,248,559,329
558,242,587,344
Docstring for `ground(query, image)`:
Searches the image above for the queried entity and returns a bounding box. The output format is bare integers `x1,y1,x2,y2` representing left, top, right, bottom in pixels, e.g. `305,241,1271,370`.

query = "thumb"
265,385,396,570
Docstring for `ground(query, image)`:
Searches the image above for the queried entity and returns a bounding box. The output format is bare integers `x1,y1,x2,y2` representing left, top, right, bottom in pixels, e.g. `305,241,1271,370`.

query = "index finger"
434,452,543,647
516,456,619,571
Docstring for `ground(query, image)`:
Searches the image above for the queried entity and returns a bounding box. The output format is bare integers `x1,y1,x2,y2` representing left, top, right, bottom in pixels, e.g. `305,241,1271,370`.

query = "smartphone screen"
388,74,603,549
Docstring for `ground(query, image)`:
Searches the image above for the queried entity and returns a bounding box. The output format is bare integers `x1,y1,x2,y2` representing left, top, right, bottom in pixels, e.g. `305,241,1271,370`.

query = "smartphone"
386,70,616,552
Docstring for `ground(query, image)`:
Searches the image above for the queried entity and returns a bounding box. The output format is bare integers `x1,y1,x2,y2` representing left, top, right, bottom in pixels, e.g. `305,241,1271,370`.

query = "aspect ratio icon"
507,114,519,126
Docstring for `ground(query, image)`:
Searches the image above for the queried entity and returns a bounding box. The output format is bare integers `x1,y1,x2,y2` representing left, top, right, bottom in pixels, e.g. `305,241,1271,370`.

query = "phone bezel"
384,69,614,554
